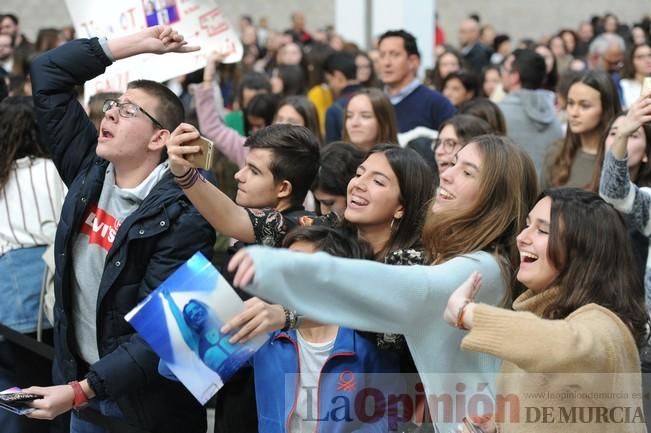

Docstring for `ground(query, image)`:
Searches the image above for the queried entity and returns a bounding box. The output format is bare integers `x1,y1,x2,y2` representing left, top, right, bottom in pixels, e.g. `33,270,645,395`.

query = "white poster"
63,0,243,100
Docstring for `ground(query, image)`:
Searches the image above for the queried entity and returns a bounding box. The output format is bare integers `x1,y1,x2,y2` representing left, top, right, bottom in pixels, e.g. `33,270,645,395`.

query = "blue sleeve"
430,92,457,131
324,105,343,143
243,246,504,336
30,38,112,186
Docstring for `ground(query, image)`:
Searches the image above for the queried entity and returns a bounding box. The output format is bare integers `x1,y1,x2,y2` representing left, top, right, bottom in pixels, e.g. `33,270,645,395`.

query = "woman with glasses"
541,70,621,189
433,114,492,174
620,43,651,110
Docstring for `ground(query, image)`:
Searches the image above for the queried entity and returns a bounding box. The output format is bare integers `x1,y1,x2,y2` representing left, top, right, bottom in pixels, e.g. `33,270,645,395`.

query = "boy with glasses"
25,26,214,433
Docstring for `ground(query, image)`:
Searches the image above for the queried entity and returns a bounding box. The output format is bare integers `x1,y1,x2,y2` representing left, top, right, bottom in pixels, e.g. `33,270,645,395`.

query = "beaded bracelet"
281,308,294,331
456,300,472,330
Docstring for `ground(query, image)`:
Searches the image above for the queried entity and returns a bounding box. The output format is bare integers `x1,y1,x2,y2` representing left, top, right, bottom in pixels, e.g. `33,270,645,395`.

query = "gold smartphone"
184,136,214,170
642,77,651,96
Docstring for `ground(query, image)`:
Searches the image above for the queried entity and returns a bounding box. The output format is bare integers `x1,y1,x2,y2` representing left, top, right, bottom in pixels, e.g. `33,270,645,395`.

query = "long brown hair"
0,96,47,191
546,70,621,187
342,88,398,147
542,188,649,347
423,135,538,296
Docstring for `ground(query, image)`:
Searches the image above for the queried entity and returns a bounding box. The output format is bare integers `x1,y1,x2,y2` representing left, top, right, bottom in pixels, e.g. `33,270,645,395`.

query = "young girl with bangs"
227,135,539,429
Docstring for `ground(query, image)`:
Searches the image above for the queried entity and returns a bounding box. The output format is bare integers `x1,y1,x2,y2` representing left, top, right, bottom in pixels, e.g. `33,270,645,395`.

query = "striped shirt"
0,157,67,255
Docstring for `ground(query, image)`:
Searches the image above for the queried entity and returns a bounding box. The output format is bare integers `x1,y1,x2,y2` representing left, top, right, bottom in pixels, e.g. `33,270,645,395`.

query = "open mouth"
438,188,455,200
520,251,539,263
100,128,114,139
349,194,369,207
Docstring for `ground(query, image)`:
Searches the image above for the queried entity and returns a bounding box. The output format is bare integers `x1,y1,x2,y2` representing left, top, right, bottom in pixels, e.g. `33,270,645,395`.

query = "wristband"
68,380,89,410
456,300,472,330
281,308,292,332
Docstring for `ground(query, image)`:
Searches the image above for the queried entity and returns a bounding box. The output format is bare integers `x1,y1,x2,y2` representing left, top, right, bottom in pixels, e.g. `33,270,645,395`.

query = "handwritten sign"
63,0,243,101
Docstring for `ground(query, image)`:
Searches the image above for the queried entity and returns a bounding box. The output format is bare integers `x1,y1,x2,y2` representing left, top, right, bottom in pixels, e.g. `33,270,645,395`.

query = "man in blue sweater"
378,29,456,136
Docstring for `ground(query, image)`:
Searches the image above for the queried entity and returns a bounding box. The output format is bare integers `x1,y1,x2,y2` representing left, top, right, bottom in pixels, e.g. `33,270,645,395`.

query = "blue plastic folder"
125,252,268,404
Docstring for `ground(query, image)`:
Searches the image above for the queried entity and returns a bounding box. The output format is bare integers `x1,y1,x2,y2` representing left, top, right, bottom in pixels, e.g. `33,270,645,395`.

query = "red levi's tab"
79,205,120,251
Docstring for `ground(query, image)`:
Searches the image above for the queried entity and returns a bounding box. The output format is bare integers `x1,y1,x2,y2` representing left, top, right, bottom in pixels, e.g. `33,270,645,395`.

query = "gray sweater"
599,150,651,307
499,89,563,177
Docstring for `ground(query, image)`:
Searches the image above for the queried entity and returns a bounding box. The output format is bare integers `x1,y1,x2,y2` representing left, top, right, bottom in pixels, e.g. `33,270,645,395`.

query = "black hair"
314,141,365,196
283,225,373,260
238,71,272,109
323,51,357,80
378,29,420,58
510,48,547,90
441,69,480,99
458,98,507,135
493,34,510,52
273,64,307,96
0,96,47,190
245,93,279,132
245,124,320,206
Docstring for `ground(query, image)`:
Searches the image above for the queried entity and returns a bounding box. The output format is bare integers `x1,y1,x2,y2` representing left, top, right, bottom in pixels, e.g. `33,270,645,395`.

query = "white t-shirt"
290,330,336,433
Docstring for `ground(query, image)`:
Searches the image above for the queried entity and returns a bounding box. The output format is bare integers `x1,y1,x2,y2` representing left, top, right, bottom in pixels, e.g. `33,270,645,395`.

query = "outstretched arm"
229,246,504,335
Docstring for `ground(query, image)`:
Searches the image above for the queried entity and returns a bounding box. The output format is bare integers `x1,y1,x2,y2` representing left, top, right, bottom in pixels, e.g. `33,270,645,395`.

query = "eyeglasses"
433,137,460,152
102,99,165,130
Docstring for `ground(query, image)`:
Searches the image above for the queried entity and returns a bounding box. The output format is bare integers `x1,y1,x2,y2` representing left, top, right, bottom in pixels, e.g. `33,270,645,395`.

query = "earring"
391,217,401,231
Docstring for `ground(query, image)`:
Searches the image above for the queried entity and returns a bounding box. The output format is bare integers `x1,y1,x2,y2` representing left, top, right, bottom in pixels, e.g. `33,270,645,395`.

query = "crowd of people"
1,6,651,433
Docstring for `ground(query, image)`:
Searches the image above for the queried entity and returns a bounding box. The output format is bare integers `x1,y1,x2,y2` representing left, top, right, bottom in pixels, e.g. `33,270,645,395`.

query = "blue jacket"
254,328,402,433
31,38,215,433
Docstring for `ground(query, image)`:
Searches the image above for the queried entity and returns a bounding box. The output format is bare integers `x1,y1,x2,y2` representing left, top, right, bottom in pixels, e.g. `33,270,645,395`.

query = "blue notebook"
125,252,268,404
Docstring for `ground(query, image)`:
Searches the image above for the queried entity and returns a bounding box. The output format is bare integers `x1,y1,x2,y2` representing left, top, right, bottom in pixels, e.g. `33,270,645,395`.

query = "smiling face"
344,152,404,228
344,94,379,151
432,141,482,214
442,77,472,107
566,82,602,135
234,148,281,208
516,196,560,293
97,88,160,164
434,124,462,173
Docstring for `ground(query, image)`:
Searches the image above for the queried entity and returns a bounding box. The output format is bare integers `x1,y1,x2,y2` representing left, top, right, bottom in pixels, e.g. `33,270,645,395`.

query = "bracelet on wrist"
281,308,293,331
172,167,193,179
456,300,472,330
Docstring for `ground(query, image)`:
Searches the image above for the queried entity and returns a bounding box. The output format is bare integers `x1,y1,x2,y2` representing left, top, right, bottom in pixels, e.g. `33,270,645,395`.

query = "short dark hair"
458,98,507,135
1,14,18,26
510,48,547,90
127,79,184,131
283,225,373,260
273,64,307,96
245,93,279,128
324,52,357,80
245,124,320,206
314,141,365,196
441,69,480,96
493,34,510,52
238,72,271,108
378,30,420,58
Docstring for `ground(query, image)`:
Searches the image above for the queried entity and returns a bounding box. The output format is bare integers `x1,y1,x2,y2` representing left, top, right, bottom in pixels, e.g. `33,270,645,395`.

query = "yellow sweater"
462,288,646,433
308,84,334,136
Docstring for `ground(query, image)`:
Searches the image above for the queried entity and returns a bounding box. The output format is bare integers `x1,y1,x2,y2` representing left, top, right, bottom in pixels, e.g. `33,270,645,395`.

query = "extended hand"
221,297,284,343
23,385,75,420
140,25,199,55
443,271,482,329
619,94,651,138
228,249,256,288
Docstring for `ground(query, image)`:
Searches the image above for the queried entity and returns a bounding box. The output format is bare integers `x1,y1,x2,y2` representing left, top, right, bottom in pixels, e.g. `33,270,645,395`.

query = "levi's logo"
79,205,120,251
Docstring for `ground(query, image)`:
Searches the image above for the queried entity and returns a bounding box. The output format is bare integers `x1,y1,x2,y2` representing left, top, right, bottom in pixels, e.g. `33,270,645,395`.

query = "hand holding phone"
184,136,214,170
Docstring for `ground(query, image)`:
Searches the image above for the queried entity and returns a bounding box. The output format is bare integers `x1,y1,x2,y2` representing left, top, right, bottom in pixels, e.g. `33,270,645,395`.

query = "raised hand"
108,25,200,61
610,94,651,159
166,123,201,176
